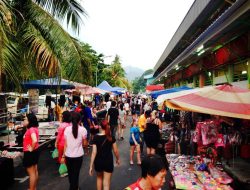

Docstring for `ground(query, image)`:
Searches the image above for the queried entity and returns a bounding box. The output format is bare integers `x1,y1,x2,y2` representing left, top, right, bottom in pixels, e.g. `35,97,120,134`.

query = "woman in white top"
63,111,88,190
118,103,126,140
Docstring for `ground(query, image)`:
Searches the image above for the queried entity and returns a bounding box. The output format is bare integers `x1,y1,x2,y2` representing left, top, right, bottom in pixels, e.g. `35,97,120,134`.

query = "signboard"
28,89,39,114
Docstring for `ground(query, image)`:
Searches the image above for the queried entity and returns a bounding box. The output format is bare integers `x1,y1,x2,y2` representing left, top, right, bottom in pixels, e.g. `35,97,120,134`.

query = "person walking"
55,111,72,176
106,101,119,138
89,120,120,190
144,110,161,155
129,118,141,165
22,113,40,190
118,103,126,140
62,112,88,190
138,110,151,155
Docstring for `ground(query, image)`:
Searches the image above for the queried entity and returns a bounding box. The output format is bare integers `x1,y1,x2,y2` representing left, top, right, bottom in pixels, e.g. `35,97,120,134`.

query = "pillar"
227,65,233,84
248,59,250,89
193,76,197,88
199,73,205,88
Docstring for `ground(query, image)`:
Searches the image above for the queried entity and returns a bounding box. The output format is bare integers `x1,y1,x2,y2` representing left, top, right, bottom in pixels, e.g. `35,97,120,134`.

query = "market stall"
166,154,233,190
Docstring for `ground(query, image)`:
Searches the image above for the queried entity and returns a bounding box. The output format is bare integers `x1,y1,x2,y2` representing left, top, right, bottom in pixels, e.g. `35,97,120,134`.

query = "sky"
71,0,195,71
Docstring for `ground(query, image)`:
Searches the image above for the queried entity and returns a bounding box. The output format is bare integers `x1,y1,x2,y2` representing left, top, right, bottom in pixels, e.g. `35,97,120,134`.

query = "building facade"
153,0,250,89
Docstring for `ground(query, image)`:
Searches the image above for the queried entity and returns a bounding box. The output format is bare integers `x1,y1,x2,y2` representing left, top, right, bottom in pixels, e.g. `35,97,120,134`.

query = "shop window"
233,62,248,82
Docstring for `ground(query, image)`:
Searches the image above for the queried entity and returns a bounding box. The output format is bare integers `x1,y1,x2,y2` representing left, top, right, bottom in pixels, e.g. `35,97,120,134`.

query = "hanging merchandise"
200,121,218,146
215,134,225,148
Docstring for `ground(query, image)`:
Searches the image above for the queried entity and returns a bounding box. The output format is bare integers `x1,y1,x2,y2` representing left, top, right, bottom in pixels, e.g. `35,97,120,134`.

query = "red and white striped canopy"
159,84,250,119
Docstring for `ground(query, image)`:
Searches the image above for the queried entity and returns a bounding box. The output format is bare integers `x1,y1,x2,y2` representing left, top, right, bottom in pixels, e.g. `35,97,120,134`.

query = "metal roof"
153,0,233,77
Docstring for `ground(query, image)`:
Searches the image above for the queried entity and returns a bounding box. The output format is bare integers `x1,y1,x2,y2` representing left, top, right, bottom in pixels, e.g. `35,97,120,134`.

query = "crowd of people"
22,93,168,190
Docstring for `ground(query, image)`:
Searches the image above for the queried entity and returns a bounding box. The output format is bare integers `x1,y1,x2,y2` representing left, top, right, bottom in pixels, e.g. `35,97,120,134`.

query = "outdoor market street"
7,115,169,190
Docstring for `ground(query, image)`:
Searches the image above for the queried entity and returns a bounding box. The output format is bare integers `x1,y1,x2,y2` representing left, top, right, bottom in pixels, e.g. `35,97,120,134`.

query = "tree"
0,0,89,91
102,55,131,90
132,69,153,94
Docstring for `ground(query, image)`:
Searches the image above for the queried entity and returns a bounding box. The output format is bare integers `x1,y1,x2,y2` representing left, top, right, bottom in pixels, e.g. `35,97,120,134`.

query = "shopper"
55,111,72,176
129,118,141,165
144,110,161,155
23,113,40,190
89,119,120,190
63,112,88,190
106,101,119,138
124,154,167,190
118,103,126,140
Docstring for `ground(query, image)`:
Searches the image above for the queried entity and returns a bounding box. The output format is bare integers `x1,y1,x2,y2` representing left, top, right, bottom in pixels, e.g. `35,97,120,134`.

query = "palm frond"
22,2,82,79
34,0,86,33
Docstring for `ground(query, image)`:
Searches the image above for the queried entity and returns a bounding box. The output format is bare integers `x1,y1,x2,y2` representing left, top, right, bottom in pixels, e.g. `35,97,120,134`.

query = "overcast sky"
71,0,194,71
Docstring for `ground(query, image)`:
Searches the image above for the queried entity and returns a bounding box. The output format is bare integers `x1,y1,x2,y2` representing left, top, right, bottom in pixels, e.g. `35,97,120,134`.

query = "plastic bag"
59,164,68,175
52,148,58,159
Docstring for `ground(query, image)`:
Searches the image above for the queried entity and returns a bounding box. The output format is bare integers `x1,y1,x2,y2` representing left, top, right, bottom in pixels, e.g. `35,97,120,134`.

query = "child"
129,119,141,165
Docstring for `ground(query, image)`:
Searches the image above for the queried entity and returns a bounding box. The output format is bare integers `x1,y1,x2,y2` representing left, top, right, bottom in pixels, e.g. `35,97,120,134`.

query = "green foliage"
102,55,131,90
0,0,89,91
132,69,153,94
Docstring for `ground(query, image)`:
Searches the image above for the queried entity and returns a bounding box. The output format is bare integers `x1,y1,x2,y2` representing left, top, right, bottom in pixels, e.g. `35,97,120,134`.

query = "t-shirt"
124,103,129,111
108,107,119,125
124,179,143,190
138,114,146,132
106,101,111,110
130,126,140,144
83,106,93,127
56,122,71,147
23,127,39,152
64,126,87,157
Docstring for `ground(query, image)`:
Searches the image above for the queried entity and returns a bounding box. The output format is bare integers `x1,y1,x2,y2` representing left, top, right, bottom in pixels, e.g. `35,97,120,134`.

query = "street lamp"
96,55,112,87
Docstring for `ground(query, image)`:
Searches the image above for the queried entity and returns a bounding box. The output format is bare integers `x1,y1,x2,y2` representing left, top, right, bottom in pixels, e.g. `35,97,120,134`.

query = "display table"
166,154,233,190
0,157,14,189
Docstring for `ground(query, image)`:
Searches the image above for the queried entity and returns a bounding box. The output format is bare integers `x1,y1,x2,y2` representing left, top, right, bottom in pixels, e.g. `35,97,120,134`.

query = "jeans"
65,156,83,190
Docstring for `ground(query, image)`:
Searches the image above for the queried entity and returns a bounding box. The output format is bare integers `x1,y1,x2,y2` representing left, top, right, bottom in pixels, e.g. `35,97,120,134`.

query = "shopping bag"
59,164,68,175
52,148,58,159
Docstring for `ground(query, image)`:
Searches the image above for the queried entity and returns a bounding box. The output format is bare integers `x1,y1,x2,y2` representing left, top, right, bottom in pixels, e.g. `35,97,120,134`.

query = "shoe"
60,173,68,177
130,161,134,165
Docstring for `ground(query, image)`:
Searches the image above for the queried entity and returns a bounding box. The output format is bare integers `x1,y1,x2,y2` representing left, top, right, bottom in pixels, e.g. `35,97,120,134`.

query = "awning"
146,85,164,92
22,78,75,89
150,86,192,99
159,84,250,119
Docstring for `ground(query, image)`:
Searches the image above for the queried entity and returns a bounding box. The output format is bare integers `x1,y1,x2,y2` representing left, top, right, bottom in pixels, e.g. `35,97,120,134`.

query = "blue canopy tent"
97,81,114,92
150,86,192,99
22,78,75,89
97,81,124,94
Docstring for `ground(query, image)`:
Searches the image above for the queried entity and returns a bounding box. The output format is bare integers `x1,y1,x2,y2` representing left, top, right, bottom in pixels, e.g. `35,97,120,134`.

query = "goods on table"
0,150,22,159
166,154,233,190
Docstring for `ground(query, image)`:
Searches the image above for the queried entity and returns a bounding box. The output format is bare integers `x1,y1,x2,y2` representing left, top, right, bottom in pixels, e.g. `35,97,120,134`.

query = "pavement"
6,115,169,190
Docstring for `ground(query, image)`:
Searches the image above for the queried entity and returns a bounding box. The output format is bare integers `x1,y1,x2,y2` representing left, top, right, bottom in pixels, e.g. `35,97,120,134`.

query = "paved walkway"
8,115,168,190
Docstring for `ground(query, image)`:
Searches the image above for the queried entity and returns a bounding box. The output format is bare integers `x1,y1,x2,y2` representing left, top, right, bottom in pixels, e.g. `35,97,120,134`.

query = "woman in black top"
89,120,120,190
144,111,161,155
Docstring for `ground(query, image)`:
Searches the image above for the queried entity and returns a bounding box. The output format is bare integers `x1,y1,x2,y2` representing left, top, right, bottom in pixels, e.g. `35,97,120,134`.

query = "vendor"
22,113,40,190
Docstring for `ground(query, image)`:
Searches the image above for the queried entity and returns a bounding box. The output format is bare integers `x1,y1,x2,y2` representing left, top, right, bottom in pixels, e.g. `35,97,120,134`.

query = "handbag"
59,163,68,175
52,148,58,159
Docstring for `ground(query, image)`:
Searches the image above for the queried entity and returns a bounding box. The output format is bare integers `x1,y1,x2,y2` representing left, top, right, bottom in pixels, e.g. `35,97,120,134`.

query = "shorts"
23,149,40,167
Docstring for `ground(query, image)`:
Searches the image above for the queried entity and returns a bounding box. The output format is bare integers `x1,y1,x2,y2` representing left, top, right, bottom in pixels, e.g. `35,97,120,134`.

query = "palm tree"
0,0,89,91
103,55,131,89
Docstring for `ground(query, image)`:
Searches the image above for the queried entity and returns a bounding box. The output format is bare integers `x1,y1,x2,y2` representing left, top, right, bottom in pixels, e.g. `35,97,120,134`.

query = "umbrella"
22,78,75,89
150,86,192,99
160,84,250,119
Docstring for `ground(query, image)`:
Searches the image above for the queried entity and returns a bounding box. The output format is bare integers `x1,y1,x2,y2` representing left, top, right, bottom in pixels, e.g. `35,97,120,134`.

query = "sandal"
130,161,134,165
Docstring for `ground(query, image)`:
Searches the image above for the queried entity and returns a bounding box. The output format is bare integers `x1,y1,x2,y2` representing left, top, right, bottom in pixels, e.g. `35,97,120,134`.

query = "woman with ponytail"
89,119,120,190
63,112,88,190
